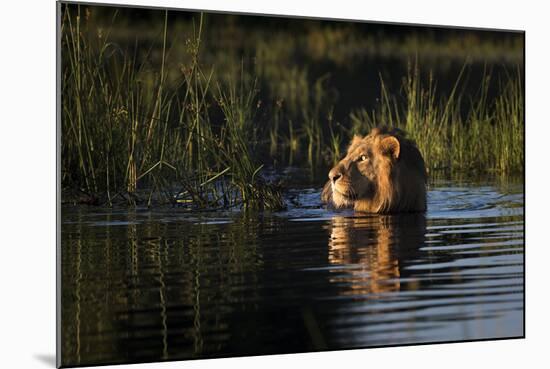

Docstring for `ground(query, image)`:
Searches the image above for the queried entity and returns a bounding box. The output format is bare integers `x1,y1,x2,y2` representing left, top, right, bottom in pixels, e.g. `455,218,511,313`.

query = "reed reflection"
326,214,426,296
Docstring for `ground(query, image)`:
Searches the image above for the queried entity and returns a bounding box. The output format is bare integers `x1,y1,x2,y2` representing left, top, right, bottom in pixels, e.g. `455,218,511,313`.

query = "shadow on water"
60,178,523,366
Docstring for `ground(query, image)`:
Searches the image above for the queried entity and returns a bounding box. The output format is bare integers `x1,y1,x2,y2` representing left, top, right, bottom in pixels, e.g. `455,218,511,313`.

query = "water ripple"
61,179,524,366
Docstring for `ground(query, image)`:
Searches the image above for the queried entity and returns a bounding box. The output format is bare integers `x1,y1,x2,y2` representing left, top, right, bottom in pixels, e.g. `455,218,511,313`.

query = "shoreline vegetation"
61,5,524,209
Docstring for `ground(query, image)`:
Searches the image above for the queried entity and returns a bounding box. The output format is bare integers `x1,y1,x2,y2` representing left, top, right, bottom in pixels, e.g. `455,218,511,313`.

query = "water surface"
60,177,524,366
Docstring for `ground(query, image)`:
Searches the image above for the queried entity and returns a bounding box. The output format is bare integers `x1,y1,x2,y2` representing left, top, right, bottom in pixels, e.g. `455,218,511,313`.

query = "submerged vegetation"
60,5,524,208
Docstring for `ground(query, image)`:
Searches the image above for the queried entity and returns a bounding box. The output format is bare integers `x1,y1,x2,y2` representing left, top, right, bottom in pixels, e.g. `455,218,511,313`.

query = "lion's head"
321,127,427,213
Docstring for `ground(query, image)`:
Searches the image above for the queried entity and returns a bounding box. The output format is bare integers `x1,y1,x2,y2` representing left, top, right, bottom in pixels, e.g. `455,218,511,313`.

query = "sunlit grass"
61,6,283,209
349,62,523,175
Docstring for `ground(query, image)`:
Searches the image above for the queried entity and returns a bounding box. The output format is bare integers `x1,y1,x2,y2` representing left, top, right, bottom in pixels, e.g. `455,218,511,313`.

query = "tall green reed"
349,62,523,175
61,5,283,209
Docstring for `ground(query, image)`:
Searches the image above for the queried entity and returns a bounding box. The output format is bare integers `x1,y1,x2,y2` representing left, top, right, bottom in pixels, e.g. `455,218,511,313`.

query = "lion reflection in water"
326,214,426,296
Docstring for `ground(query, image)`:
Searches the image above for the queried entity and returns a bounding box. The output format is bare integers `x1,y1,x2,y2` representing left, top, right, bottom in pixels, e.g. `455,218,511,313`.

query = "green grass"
61,5,524,208
61,7,283,209
349,62,523,175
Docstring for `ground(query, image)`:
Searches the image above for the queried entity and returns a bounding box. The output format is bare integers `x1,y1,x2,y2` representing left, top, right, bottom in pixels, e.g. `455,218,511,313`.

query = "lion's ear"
380,136,400,160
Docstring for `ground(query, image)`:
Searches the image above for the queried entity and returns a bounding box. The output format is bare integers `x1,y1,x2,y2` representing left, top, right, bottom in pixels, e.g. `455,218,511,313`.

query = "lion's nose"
329,168,342,183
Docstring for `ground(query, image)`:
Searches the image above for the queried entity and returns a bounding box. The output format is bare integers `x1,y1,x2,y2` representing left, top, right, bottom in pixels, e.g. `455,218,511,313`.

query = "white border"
2,0,547,368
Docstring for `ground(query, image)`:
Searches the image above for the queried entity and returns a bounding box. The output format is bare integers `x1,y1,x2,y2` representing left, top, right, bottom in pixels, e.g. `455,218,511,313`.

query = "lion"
321,127,427,213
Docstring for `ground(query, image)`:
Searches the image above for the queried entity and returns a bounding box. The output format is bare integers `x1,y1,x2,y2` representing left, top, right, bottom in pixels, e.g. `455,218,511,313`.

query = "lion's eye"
359,155,368,162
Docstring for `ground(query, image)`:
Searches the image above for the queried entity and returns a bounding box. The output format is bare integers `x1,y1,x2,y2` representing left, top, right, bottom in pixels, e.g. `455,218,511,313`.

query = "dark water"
60,177,524,367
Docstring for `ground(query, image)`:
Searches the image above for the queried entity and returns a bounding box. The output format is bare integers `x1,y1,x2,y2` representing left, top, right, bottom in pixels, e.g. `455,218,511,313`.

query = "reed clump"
61,6,284,209
349,63,523,174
